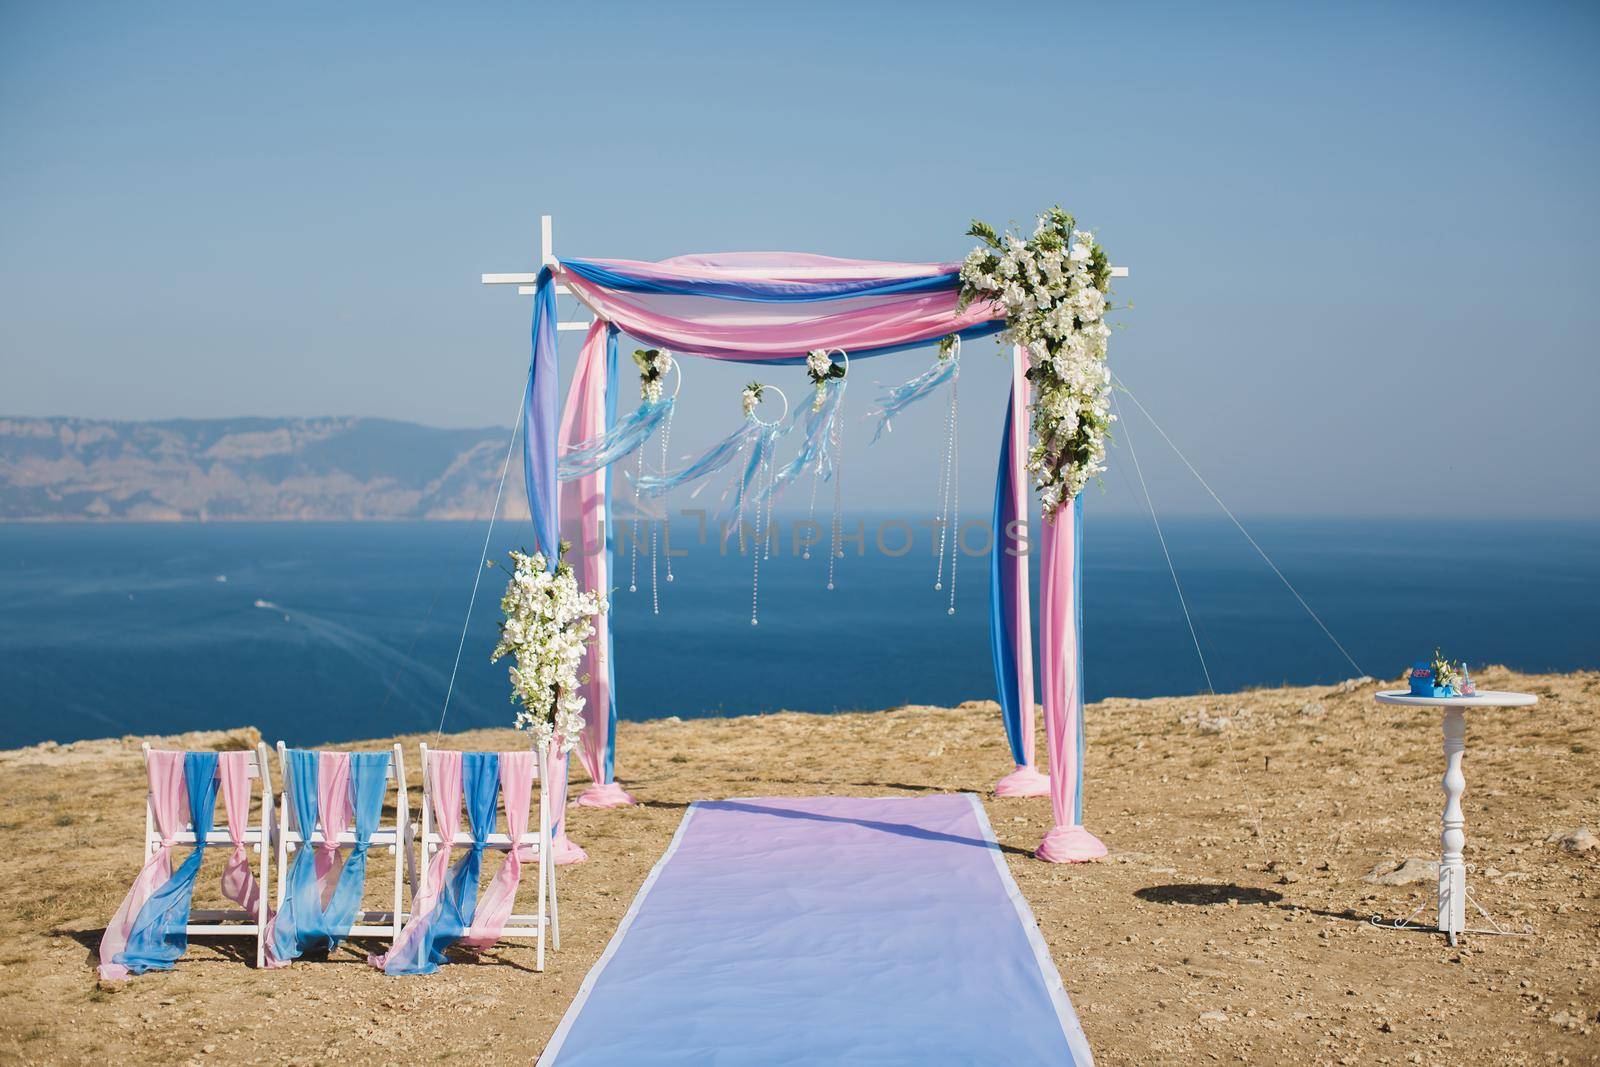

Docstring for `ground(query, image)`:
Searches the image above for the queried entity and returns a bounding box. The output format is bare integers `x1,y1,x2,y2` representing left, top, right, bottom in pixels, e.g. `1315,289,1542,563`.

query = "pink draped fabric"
1035,508,1106,863
558,323,634,808
370,749,462,970
99,750,188,981
560,268,1002,362
313,752,352,903
548,745,586,864
995,346,1050,799
461,751,535,948
217,752,261,916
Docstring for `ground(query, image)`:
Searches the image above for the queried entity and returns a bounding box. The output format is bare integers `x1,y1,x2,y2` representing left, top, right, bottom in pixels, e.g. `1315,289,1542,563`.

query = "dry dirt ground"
1,667,1596,1065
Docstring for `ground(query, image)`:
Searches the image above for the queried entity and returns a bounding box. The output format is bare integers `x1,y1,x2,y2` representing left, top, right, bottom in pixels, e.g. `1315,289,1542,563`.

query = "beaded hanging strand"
940,363,953,617
803,458,822,561
629,447,643,593
933,368,955,593
802,349,848,592
746,385,787,626
625,347,679,599
660,401,676,587
649,396,677,615
827,397,845,591
751,438,770,625
932,341,961,607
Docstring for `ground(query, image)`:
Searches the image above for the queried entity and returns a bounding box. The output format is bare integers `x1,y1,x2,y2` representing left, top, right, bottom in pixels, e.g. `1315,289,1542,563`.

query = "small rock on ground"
1364,857,1440,886
1545,828,1597,853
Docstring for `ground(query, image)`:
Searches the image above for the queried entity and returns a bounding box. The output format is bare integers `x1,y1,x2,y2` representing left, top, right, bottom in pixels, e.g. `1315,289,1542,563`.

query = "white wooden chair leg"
276,792,290,909
392,837,404,942
550,849,560,951
257,743,275,969
256,798,268,968
391,744,405,942
536,744,548,973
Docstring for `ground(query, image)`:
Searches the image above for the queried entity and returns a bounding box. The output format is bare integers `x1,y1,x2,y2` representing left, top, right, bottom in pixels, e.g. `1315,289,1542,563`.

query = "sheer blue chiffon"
115,752,218,974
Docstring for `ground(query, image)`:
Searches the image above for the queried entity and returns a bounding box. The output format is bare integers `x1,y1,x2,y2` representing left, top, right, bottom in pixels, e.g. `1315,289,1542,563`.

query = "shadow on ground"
1133,883,1284,906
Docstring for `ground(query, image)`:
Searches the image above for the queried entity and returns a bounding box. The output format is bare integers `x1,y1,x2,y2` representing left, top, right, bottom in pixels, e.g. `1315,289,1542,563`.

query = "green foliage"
965,219,1001,249
632,348,665,382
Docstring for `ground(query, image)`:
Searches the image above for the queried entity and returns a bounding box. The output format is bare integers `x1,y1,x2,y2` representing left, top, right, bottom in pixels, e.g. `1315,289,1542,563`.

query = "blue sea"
1,518,1596,749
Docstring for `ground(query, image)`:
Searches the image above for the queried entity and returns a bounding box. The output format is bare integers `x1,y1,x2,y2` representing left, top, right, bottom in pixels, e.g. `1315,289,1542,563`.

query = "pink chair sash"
369,750,462,970
313,752,353,904
99,750,188,981
462,752,535,948
101,751,272,980
548,742,586,864
217,752,262,915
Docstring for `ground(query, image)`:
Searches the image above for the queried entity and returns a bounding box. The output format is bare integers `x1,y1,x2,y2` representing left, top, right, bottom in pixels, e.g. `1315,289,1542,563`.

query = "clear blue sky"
3,2,1597,516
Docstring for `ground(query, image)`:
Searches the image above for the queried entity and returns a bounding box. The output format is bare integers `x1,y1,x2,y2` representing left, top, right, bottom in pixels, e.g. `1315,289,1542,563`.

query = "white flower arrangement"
958,207,1115,514
805,349,846,410
631,348,673,403
1430,648,1461,692
741,381,765,419
490,547,606,754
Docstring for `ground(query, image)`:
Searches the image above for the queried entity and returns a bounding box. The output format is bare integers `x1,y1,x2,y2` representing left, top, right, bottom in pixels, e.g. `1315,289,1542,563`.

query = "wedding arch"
479,215,1128,863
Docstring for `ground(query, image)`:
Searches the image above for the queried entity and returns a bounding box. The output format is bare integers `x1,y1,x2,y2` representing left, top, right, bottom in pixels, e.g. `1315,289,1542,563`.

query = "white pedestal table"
1371,688,1537,945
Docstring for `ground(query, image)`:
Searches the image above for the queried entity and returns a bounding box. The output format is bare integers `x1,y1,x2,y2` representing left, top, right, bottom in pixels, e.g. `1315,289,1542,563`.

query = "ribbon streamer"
558,397,675,481
637,417,769,498
869,356,958,443
765,378,846,503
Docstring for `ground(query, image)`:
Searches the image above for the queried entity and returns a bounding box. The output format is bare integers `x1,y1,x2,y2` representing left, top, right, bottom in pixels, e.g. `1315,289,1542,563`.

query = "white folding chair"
138,741,276,968
274,741,414,943
416,742,558,970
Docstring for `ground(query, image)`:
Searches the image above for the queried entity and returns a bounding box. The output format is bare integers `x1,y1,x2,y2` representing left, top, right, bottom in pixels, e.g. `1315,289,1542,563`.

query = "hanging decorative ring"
752,384,789,428
664,352,684,399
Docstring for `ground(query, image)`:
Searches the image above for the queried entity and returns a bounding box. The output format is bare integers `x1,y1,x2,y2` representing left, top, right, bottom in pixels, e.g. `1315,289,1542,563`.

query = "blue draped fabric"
870,356,957,443
731,423,784,523
116,751,218,974
989,398,1030,768
636,418,766,497
556,398,674,481
560,258,959,303
318,752,391,943
524,268,561,568
765,380,845,503
1073,494,1086,824
271,750,325,962
386,753,501,976
602,326,620,783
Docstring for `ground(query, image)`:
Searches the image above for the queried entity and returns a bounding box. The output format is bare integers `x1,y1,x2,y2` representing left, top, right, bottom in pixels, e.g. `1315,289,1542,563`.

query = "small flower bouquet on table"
1408,648,1464,698
490,546,606,754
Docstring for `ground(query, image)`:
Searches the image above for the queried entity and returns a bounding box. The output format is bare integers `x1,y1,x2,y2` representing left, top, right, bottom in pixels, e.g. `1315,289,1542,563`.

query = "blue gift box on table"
1409,661,1457,698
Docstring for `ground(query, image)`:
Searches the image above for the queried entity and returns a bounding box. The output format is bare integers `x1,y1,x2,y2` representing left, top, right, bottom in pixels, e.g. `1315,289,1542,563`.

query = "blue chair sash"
271,749,391,961
383,752,500,975
116,752,219,974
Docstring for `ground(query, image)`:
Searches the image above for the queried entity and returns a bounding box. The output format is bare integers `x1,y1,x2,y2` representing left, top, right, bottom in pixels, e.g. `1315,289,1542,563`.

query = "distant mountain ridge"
0,416,530,520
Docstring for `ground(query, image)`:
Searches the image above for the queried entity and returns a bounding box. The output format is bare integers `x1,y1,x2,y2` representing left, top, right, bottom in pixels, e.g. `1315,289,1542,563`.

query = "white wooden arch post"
482,217,595,929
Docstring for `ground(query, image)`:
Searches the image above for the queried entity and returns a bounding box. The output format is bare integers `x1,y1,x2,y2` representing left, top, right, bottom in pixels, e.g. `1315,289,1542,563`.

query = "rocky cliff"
0,416,529,520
